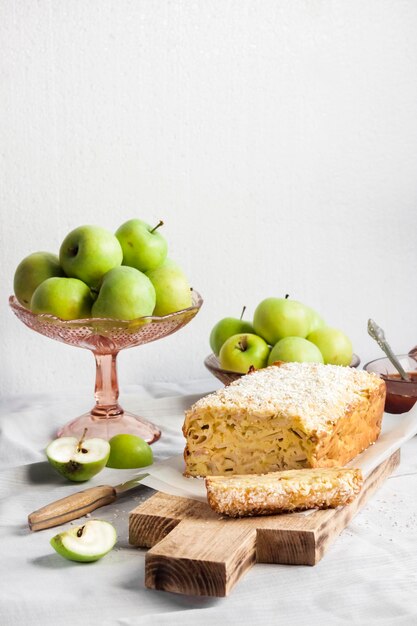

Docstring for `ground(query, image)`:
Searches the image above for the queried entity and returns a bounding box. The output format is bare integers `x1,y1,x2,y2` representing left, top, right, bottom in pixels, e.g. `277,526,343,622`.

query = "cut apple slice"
46,434,110,482
50,520,117,562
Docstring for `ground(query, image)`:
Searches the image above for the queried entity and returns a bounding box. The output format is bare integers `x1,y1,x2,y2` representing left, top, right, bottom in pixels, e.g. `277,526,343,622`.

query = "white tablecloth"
1,380,417,626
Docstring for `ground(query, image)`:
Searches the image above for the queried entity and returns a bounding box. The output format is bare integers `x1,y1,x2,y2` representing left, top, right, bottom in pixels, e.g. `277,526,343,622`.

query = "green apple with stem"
209,306,254,356
145,259,192,316
253,295,312,345
116,218,168,272
92,266,156,320
50,520,117,562
219,333,270,374
13,251,65,308
59,225,123,290
307,327,353,366
46,429,110,482
31,277,93,319
268,337,324,365
106,434,153,469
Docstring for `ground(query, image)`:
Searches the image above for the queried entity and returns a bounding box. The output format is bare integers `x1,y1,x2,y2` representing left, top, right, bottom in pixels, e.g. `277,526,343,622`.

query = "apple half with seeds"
50,520,117,562
46,430,110,482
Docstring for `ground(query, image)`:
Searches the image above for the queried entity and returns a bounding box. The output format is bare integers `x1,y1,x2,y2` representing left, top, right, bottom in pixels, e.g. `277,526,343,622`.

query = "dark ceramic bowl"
205,352,361,386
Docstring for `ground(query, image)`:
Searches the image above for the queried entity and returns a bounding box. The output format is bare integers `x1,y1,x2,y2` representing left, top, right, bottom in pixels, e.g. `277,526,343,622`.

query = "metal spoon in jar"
367,319,410,381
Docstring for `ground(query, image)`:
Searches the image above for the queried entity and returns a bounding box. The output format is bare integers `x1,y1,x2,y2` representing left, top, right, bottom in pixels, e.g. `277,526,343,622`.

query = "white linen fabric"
1,381,417,626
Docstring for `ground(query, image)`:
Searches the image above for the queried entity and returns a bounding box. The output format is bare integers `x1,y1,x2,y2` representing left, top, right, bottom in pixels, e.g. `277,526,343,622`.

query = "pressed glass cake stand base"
9,291,203,443
56,352,162,442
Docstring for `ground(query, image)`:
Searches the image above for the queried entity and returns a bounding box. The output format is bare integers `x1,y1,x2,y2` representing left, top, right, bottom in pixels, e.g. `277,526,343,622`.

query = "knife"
28,473,149,532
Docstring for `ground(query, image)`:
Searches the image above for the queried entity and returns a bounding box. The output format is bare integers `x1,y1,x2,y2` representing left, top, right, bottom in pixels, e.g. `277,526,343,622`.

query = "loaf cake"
183,362,385,477
205,467,363,517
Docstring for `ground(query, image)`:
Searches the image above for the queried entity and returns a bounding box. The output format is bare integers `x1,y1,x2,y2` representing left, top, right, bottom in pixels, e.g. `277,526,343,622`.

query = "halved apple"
46,432,110,482
50,520,117,562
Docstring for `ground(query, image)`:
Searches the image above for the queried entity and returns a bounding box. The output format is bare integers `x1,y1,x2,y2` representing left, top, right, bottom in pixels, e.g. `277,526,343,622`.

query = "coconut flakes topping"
190,362,382,431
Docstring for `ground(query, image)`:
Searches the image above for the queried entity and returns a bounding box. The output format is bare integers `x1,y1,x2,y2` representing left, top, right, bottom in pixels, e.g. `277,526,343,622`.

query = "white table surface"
1,380,417,626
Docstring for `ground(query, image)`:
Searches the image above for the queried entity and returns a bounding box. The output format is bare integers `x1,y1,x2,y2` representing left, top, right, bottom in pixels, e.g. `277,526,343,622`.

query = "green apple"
145,259,192,316
253,297,312,345
219,333,270,374
307,327,353,366
31,277,93,319
13,251,65,308
50,520,117,562
116,218,168,272
59,225,123,289
106,434,153,469
307,307,326,334
268,337,324,365
92,266,156,320
46,434,110,482
209,307,254,356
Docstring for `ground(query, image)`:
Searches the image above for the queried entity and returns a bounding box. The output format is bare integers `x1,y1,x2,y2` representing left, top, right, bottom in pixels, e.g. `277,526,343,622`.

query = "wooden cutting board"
129,450,400,597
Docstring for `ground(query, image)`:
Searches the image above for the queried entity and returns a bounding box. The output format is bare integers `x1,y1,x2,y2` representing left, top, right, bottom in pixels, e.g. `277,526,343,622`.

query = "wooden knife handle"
28,485,117,532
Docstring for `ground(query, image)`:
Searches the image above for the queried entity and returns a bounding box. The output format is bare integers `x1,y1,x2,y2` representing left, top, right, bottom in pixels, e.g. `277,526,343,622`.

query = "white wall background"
1,0,417,398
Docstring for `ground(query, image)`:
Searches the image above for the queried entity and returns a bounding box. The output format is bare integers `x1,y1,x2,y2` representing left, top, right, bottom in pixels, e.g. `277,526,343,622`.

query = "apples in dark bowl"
207,296,358,384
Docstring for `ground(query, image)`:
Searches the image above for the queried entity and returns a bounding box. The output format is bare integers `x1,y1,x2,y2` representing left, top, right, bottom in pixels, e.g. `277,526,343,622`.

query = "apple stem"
285,294,290,299
237,336,248,352
240,306,246,320
150,220,164,234
76,428,88,454
77,525,85,538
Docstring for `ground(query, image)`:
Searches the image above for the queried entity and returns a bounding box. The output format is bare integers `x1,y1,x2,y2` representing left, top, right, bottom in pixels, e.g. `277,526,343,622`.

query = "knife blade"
28,473,149,532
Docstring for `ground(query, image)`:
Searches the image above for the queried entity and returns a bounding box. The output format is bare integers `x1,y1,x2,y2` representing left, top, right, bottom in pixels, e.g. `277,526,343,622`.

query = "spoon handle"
367,319,410,381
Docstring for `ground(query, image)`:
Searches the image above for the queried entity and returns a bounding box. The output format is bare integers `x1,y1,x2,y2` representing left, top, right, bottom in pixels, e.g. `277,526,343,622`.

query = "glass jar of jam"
364,355,417,414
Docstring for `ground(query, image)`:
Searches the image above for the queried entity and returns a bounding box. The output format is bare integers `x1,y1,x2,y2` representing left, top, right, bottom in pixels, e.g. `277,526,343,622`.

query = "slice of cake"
205,467,363,517
183,362,385,477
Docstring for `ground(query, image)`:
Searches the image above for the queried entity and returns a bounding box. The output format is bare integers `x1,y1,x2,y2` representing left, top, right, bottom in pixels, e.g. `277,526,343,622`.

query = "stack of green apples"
209,297,353,374
13,219,193,320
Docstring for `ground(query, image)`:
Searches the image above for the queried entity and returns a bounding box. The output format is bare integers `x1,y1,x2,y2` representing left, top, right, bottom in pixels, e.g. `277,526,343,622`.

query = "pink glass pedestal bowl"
9,291,203,443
